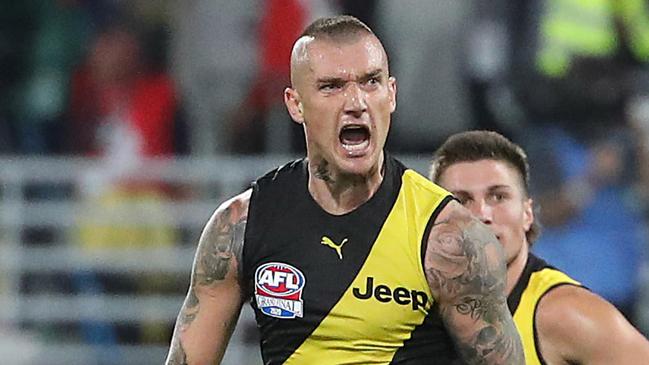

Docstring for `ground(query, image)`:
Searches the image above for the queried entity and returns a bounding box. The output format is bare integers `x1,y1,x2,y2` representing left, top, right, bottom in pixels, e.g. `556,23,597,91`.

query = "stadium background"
1,1,649,364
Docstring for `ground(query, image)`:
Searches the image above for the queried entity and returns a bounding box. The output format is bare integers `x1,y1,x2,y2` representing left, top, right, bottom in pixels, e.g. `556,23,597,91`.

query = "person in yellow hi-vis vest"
431,130,649,365
509,0,649,134
537,0,649,78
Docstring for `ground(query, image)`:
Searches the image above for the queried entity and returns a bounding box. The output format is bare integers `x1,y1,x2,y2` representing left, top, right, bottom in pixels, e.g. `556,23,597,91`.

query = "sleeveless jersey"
242,155,459,364
508,254,582,365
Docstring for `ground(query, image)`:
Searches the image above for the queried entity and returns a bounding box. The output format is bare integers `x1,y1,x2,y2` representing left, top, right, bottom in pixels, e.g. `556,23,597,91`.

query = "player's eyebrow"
358,69,384,83
316,68,384,85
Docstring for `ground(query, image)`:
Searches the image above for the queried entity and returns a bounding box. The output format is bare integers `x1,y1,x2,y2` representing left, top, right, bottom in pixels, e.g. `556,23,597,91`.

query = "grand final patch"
255,262,306,319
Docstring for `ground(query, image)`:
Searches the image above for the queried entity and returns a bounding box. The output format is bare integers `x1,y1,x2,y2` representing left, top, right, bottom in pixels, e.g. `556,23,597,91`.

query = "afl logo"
254,262,305,319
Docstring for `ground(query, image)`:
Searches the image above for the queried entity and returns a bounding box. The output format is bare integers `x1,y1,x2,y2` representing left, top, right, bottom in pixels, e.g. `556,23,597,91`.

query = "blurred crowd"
2,0,649,358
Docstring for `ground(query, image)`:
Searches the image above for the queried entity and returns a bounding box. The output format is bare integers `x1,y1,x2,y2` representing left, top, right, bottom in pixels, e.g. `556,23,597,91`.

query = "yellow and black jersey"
508,254,582,365
242,154,459,364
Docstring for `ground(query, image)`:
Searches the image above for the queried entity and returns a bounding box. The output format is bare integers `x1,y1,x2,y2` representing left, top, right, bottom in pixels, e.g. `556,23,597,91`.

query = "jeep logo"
352,276,429,311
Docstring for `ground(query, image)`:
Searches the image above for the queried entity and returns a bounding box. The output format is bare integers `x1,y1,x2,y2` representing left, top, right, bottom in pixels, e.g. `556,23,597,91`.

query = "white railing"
0,155,431,365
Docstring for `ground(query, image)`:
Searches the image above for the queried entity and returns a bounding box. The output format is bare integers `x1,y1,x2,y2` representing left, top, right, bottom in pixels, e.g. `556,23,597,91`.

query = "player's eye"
319,82,342,92
489,192,506,203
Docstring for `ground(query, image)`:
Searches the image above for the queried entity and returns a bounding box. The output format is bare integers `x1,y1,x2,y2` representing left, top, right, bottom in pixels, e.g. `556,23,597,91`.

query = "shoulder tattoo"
193,199,248,286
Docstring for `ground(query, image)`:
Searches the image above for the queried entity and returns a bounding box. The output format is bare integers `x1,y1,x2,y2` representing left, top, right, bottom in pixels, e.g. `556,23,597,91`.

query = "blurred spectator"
529,0,649,322
228,0,306,154
3,0,91,155
66,21,180,347
464,0,649,323
67,22,177,161
8,2,94,329
374,0,476,152
527,125,646,320
465,0,649,136
170,0,261,155
463,0,523,138
509,0,649,136
229,0,337,154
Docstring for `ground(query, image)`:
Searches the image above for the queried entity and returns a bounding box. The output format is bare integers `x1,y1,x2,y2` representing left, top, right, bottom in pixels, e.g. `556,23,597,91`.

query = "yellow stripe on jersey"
513,268,580,365
284,170,451,364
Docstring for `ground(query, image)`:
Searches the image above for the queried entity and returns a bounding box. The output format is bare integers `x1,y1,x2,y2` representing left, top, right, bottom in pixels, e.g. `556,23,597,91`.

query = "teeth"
342,139,369,153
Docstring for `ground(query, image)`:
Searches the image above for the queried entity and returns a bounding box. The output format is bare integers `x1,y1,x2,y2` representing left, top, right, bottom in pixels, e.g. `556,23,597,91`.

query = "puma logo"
321,236,348,260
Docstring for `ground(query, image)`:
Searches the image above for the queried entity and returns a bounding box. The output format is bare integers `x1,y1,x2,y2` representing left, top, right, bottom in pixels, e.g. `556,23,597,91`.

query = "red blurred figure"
68,23,177,163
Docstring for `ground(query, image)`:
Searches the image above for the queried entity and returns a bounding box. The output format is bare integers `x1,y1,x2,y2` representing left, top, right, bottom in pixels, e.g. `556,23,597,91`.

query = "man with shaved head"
165,16,524,365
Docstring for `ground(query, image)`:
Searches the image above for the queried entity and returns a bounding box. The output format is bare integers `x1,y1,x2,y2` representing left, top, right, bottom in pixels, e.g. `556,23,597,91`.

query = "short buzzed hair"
430,130,540,244
290,15,384,87
300,15,374,41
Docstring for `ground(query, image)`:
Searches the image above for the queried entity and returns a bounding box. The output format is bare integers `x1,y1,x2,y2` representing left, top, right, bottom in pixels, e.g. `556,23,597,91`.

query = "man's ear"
284,87,304,124
523,198,534,232
388,76,397,113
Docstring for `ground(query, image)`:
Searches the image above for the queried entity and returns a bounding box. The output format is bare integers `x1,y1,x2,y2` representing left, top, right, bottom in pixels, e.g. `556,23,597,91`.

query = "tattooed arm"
165,190,251,365
424,200,524,365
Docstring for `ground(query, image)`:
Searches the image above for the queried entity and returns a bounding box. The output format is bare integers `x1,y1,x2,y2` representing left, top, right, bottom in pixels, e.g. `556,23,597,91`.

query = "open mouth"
339,125,370,152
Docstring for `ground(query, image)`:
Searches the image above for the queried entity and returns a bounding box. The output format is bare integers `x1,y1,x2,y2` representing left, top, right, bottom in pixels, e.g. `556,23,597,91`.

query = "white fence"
0,155,431,365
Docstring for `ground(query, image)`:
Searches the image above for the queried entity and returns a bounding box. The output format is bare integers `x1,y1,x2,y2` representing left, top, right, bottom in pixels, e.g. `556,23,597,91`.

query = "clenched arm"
425,201,524,364
165,190,251,365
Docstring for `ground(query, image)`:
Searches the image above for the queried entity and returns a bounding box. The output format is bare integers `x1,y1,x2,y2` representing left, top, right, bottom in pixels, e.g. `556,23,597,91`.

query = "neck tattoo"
315,161,334,183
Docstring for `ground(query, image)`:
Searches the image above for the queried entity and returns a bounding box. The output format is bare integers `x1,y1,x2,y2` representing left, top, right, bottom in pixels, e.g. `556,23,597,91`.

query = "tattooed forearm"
455,297,485,320
441,299,521,365
426,205,524,364
165,283,199,364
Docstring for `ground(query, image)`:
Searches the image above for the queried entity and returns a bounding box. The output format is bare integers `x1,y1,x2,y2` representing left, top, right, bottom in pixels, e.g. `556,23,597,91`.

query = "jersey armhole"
533,282,583,365
240,184,260,299
419,195,458,271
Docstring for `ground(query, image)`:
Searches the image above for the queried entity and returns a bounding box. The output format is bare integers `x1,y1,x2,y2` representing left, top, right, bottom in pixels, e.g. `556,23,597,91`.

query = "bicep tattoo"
425,210,524,364
194,203,247,286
